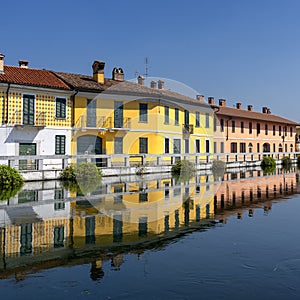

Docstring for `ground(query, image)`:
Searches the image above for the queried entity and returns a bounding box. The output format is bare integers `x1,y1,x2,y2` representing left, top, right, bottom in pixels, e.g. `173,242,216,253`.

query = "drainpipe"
71,89,78,127
5,83,11,124
226,117,233,141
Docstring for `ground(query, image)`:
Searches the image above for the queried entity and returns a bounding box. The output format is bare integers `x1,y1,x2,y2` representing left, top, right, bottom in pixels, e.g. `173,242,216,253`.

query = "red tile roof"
0,66,70,90
214,105,297,125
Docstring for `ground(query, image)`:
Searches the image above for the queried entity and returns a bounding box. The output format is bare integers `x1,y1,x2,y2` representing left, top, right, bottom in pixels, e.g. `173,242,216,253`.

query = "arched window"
278,143,283,152
263,143,270,152
290,144,294,152
248,143,253,153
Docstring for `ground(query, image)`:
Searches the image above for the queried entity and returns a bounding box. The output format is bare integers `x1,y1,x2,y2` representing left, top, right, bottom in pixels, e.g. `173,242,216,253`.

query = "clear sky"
2,0,300,121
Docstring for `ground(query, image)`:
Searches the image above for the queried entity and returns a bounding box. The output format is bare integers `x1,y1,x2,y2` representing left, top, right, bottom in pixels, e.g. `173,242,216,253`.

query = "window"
248,143,253,153
220,142,224,153
173,139,181,154
257,123,261,135
249,122,252,134
139,103,148,122
240,143,246,153
165,138,170,154
54,226,64,248
195,139,200,153
214,142,217,153
184,110,189,125
257,143,260,152
114,101,123,128
195,112,200,127
138,217,148,237
265,124,268,135
241,122,244,133
205,140,210,153
114,137,123,154
205,113,210,128
214,116,217,132
220,119,224,132
279,143,283,152
164,106,169,124
290,144,294,152
231,142,237,153
273,143,276,152
273,125,276,136
232,120,235,133
279,125,282,136
184,139,189,153
23,94,35,125
56,98,66,118
175,108,179,125
290,127,293,137
139,137,148,153
55,135,66,155
284,126,287,136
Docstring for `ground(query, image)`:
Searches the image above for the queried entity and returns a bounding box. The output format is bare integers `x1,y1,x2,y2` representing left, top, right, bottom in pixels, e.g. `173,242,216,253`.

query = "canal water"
0,168,299,299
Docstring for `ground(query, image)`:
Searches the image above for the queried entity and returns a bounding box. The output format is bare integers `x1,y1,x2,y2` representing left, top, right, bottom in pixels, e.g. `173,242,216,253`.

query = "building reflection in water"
0,168,298,281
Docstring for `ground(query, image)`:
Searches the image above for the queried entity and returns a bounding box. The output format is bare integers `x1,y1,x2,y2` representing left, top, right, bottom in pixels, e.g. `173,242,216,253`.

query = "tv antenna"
144,57,149,78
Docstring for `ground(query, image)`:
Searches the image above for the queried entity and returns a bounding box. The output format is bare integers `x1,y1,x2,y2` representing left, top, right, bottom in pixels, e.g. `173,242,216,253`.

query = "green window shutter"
55,135,66,154
56,98,66,118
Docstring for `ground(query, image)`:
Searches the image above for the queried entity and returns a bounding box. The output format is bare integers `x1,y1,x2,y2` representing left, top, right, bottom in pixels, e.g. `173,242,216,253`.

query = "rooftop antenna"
144,57,149,78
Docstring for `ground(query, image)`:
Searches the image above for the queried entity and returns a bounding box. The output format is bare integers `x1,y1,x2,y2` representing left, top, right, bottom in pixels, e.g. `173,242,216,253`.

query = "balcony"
182,124,194,135
8,110,46,129
75,115,131,131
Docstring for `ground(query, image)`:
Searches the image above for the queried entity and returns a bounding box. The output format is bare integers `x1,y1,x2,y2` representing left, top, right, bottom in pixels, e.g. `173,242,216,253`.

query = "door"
23,95,35,125
114,101,123,128
87,100,96,127
77,135,103,167
19,143,37,170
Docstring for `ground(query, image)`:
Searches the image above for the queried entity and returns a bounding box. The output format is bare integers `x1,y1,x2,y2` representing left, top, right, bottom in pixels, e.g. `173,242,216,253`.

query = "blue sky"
2,0,300,121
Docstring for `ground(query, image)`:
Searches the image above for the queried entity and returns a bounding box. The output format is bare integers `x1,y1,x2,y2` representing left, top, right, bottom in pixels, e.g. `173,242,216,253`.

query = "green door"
19,143,36,170
23,95,35,125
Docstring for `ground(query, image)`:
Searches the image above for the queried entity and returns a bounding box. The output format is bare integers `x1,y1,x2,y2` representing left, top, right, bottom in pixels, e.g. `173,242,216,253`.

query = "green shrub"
261,156,276,168
281,156,292,171
60,162,102,194
171,159,195,181
0,165,24,201
212,160,226,179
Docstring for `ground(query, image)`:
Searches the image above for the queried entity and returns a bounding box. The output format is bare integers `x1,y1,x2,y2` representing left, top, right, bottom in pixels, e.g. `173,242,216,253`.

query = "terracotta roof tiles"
0,66,70,90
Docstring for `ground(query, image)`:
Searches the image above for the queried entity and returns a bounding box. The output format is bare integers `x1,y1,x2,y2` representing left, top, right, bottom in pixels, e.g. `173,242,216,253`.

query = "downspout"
5,83,11,124
226,116,233,141
71,89,78,127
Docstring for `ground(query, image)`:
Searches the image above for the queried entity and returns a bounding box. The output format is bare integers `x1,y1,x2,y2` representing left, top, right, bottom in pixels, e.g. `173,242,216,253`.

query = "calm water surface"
0,169,300,299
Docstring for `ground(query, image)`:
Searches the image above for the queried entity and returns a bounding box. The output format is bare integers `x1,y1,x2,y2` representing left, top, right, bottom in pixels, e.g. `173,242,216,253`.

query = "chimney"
219,99,226,107
196,95,205,102
92,60,105,84
267,108,271,114
236,103,242,109
262,107,268,113
248,105,253,111
112,67,124,81
150,80,157,89
19,60,29,68
158,79,164,90
0,53,4,74
208,97,214,105
137,75,145,85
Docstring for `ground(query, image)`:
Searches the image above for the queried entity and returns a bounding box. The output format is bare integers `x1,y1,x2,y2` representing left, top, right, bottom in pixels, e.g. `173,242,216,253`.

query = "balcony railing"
8,110,46,128
182,124,194,135
75,116,131,130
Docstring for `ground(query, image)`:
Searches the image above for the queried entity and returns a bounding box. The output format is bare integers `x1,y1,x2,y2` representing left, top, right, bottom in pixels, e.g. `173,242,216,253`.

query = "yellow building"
54,61,214,165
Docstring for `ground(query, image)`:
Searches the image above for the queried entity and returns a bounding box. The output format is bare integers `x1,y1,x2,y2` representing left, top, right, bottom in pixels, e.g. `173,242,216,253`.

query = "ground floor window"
139,137,148,154
195,139,200,153
220,142,224,153
173,139,181,154
184,138,189,154
55,135,66,155
205,140,210,153
240,142,246,153
165,138,170,154
230,142,237,153
114,137,123,154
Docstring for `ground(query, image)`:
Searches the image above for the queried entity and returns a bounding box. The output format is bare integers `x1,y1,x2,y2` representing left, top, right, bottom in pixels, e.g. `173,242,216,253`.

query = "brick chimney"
138,75,145,85
150,80,157,88
158,80,164,90
112,67,124,81
208,97,214,105
236,103,242,109
0,54,4,74
219,99,226,107
262,107,268,113
92,60,105,84
196,95,205,102
19,60,29,68
248,105,253,111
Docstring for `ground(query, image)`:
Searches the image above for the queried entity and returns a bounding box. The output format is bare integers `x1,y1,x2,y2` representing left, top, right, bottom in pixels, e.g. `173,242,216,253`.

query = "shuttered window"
55,135,66,154
23,95,35,125
56,98,66,118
